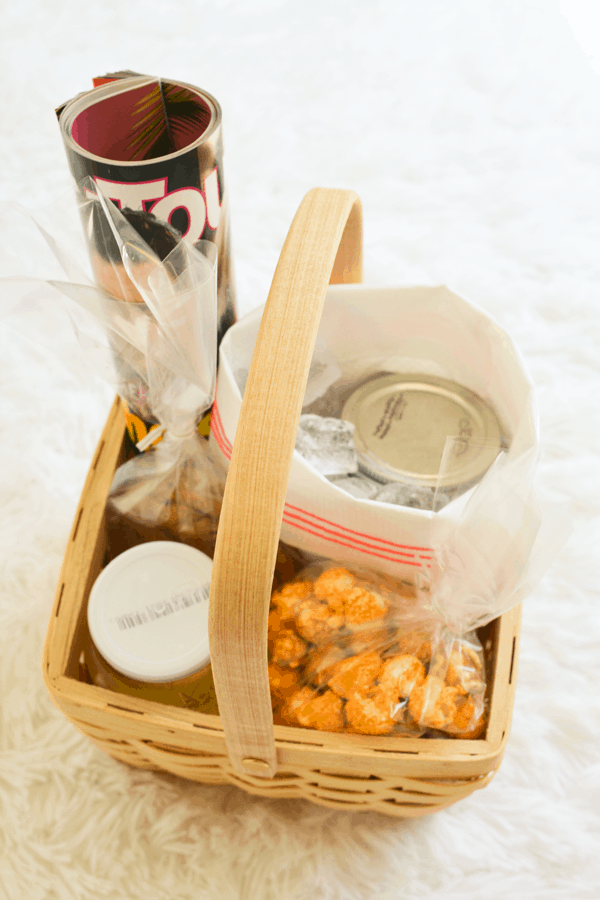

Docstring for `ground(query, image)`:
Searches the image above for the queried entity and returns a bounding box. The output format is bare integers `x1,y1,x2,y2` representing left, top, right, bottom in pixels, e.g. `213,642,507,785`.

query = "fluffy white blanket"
1,1,598,898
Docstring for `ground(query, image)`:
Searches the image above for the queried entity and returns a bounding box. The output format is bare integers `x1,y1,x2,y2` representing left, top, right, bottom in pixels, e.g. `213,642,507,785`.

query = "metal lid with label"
341,373,506,490
87,542,213,684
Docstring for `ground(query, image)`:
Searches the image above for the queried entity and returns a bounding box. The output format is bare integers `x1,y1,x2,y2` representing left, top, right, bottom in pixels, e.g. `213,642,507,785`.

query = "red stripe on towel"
212,406,433,567
282,516,430,567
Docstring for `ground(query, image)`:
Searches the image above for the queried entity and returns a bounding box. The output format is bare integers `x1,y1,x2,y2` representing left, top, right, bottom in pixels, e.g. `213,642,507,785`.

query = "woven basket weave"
42,188,521,817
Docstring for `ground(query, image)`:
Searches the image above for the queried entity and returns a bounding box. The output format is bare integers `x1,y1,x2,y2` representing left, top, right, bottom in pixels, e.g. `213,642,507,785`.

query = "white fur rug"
1,1,599,898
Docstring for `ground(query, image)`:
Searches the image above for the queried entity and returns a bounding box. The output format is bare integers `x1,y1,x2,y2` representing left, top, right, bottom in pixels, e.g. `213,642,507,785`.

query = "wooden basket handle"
208,188,363,778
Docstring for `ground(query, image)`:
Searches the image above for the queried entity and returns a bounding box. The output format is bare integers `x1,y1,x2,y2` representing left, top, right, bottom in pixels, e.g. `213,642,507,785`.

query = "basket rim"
44,596,520,768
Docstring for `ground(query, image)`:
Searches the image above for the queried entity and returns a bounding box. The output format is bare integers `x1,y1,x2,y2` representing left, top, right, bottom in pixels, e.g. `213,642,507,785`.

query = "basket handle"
209,187,362,778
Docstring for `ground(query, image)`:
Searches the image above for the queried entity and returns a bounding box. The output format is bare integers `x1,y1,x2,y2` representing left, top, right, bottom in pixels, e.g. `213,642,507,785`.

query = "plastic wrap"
0,179,225,554
267,441,571,738
212,283,543,581
268,561,487,737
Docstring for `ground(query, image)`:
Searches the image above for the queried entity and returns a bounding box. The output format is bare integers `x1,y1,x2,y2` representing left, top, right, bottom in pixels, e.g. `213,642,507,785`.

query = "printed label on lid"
88,542,213,682
111,581,211,633
342,373,505,489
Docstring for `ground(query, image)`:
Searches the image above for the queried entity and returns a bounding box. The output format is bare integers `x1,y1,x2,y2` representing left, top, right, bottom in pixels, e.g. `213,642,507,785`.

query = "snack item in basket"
393,631,432,663
295,596,345,644
303,643,349,687
457,715,487,740
325,650,382,699
312,566,390,624
268,582,312,650
271,578,313,619
443,643,485,694
313,566,356,608
408,676,469,732
344,584,389,626
377,654,426,701
85,542,218,713
268,662,301,695
344,688,398,735
269,627,308,669
266,561,488,739
282,687,345,732
107,430,226,559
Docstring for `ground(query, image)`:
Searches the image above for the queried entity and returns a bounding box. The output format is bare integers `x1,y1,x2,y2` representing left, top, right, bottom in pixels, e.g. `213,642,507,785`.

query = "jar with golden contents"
85,542,218,714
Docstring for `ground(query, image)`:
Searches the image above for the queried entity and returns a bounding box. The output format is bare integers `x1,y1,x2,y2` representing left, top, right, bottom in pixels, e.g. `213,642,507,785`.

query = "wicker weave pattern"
57,709,498,816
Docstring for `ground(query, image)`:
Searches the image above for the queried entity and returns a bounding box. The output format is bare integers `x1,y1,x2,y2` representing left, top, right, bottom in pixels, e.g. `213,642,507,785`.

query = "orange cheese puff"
408,676,464,732
295,597,344,645
448,694,477,732
345,688,397,735
282,686,312,724
394,631,432,664
444,645,485,694
304,645,348,688
268,663,301,700
271,581,313,621
269,628,307,668
283,687,345,732
281,580,313,600
456,714,486,740
377,654,426,701
312,567,356,614
327,651,383,700
344,586,390,626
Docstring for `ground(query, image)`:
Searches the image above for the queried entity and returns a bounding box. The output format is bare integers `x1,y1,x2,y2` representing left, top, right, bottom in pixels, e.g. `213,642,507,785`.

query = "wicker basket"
42,188,522,817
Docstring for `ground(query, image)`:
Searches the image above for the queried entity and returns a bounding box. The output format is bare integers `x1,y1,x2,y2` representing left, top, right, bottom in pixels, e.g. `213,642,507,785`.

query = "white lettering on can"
91,178,167,210
149,187,207,244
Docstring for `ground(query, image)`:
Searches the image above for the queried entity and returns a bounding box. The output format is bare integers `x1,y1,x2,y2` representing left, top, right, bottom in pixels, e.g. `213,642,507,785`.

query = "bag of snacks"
267,444,570,738
0,179,224,555
268,561,487,737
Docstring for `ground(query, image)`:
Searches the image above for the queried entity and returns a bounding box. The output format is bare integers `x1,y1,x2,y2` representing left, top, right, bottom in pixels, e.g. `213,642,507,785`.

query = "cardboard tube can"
57,74,236,345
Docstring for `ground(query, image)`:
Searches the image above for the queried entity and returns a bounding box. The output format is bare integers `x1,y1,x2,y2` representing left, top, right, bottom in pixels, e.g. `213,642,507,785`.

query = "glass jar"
85,541,218,714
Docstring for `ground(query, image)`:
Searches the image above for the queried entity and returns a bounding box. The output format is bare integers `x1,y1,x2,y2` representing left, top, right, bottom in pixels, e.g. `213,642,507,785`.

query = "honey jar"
85,541,218,713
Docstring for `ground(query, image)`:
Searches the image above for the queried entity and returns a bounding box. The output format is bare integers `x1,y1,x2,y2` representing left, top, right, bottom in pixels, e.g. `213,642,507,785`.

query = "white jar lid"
87,542,213,683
